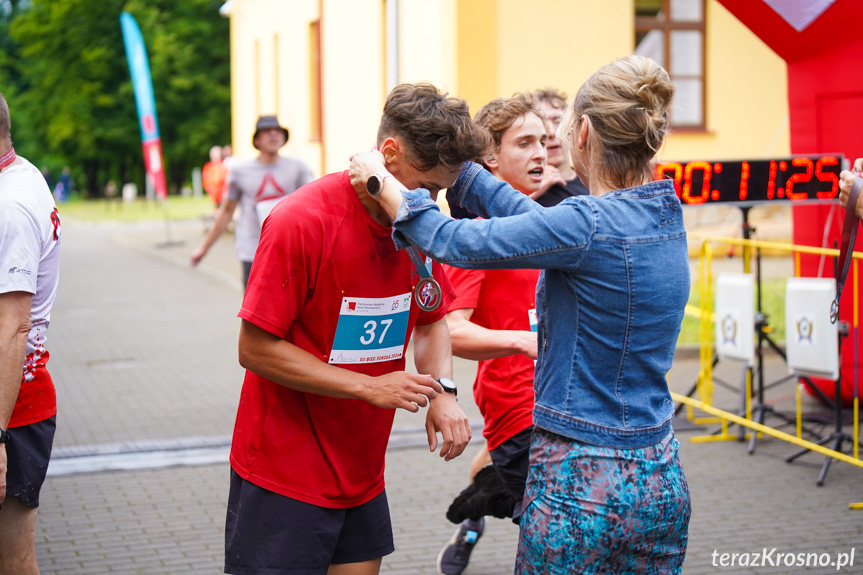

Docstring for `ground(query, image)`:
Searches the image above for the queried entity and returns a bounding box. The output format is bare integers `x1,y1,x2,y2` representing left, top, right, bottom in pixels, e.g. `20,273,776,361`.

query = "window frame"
635,0,707,131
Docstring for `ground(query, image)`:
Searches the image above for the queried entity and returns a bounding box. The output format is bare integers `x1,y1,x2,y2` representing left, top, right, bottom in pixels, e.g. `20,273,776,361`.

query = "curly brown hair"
532,87,568,111
377,83,489,171
472,92,543,166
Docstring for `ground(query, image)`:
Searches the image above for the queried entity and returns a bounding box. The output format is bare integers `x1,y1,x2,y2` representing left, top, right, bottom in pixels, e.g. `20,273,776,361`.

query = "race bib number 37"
329,293,412,364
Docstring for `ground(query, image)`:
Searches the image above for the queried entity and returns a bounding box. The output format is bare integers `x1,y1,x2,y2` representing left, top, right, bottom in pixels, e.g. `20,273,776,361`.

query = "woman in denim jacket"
350,55,691,574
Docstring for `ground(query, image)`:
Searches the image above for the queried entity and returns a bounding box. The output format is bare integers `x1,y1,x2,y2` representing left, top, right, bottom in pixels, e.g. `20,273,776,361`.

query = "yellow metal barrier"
678,234,863,504
672,392,863,470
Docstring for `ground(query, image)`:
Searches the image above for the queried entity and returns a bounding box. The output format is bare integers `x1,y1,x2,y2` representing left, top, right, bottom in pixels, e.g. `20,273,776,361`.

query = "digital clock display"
654,155,844,206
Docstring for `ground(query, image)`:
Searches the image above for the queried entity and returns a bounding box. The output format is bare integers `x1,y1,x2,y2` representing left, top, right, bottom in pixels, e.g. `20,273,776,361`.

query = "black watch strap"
0,427,8,444
436,377,458,397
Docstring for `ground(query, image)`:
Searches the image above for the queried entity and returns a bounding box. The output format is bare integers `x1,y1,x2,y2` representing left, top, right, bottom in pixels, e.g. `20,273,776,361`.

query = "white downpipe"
386,0,399,92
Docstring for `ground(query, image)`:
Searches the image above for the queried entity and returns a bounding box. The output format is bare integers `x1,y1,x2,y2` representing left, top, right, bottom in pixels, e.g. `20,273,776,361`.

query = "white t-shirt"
226,156,314,262
0,156,61,381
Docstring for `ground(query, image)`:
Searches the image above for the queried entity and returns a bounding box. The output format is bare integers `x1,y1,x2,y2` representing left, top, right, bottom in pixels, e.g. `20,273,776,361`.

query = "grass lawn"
57,196,215,222
678,277,787,346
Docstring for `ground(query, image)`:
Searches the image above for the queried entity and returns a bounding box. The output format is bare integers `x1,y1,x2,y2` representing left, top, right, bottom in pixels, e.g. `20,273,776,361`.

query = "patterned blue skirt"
516,428,691,574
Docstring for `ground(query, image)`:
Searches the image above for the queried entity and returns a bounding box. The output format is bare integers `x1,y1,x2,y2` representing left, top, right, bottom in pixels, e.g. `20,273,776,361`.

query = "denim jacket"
392,162,690,448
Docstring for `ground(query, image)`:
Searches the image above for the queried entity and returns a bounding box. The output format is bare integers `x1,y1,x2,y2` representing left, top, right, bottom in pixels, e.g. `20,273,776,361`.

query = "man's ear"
484,152,499,170
379,137,400,166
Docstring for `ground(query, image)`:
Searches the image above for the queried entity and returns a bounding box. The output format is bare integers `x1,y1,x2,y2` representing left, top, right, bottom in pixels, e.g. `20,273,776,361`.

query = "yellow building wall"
455,0,497,113
399,1,457,93
456,0,633,113
659,0,791,162
226,0,790,180
453,0,788,162
319,0,387,174
228,0,321,173
496,0,633,103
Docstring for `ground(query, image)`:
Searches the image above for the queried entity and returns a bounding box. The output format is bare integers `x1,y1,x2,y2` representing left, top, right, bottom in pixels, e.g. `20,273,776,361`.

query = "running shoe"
437,517,485,575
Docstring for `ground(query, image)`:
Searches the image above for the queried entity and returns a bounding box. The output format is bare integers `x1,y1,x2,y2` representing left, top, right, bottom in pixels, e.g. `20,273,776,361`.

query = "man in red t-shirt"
436,93,550,575
225,83,488,575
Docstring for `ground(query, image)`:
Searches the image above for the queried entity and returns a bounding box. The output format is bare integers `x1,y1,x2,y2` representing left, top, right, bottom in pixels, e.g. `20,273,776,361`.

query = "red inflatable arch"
718,0,863,403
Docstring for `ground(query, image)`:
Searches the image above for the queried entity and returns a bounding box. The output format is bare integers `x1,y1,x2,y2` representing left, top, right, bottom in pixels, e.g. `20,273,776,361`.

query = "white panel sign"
763,0,836,32
715,273,754,364
785,277,838,379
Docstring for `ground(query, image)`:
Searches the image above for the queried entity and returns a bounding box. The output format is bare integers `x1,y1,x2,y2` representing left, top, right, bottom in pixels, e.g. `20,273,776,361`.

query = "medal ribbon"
0,147,16,171
831,175,863,324
406,246,442,311
406,246,433,280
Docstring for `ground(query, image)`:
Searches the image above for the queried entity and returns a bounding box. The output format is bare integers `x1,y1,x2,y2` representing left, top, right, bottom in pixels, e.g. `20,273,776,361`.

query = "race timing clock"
654,155,844,206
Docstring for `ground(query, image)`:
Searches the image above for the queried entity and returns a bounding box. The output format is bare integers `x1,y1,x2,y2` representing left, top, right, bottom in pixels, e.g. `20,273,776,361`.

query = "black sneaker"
437,517,485,575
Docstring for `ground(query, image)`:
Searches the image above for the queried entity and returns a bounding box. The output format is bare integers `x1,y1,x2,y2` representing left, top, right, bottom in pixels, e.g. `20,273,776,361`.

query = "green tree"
10,0,138,196
0,0,25,94
7,0,230,197
123,0,232,194
0,0,38,163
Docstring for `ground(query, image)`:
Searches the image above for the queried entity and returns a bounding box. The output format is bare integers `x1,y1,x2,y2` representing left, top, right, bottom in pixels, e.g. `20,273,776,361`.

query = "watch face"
438,377,457,393
367,174,381,195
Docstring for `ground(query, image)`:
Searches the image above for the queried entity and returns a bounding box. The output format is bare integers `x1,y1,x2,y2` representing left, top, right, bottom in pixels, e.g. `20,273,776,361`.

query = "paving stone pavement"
34,215,863,574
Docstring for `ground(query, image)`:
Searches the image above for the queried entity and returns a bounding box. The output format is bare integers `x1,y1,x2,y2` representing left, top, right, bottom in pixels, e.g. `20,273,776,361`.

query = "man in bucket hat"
191,115,313,288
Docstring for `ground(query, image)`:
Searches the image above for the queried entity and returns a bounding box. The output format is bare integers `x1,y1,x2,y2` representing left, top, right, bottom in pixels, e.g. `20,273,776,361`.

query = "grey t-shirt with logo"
226,156,314,262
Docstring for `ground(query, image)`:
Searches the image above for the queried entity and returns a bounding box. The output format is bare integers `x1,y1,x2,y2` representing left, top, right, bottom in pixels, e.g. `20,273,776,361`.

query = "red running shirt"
444,265,539,451
231,171,454,508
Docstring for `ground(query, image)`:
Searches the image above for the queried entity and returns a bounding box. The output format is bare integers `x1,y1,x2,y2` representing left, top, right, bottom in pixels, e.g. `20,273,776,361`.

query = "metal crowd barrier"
673,235,863,507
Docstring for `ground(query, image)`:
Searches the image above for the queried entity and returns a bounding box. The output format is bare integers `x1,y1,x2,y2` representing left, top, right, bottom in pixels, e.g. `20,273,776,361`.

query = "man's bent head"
376,83,488,194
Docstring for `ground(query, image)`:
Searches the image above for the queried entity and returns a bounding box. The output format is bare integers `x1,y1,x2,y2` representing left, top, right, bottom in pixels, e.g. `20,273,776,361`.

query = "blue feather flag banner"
120,12,167,199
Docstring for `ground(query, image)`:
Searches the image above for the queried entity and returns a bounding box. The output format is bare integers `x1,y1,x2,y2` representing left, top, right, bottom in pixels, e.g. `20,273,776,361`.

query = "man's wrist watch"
0,427,8,444
366,170,392,197
436,377,458,397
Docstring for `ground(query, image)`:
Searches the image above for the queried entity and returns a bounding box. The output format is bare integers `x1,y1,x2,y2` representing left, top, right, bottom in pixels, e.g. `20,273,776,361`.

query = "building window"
635,0,705,129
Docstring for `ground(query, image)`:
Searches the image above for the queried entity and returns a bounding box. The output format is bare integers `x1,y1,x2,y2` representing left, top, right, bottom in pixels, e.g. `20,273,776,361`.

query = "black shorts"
6,415,56,508
489,425,533,520
241,261,253,289
224,468,395,575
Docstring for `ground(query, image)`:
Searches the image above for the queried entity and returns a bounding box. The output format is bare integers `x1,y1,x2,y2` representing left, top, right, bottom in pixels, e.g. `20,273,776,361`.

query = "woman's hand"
349,150,387,197
839,158,863,219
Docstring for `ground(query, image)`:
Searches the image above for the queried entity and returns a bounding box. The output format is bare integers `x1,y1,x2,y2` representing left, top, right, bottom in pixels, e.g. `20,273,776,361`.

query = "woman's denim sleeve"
392,173,595,271
445,162,540,219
